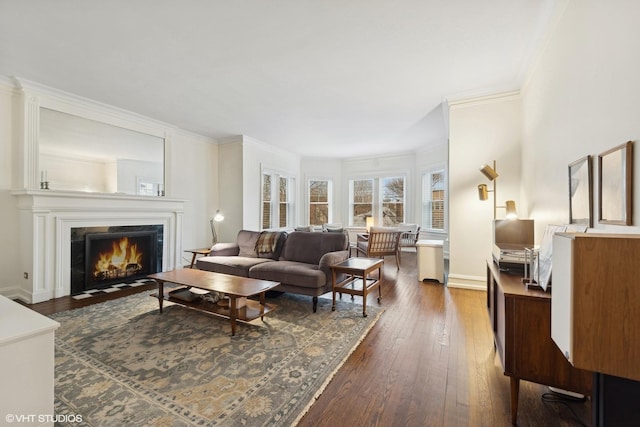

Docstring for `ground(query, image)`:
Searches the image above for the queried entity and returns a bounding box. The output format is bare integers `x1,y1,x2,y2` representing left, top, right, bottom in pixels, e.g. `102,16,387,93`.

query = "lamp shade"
477,184,489,201
210,209,224,244
365,216,374,232
505,200,517,219
479,164,499,181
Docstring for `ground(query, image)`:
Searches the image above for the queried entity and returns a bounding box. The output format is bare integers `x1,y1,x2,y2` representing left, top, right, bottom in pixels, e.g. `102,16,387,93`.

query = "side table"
331,257,383,317
184,248,211,268
416,239,445,283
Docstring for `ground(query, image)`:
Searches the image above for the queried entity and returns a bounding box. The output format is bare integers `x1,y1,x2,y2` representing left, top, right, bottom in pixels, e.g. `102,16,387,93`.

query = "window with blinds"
262,173,272,229
262,170,295,229
308,179,331,226
422,169,446,231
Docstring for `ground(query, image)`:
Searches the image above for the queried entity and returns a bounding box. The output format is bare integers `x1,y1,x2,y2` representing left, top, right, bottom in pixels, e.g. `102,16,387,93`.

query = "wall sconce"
477,160,517,219
210,209,225,244
365,216,374,232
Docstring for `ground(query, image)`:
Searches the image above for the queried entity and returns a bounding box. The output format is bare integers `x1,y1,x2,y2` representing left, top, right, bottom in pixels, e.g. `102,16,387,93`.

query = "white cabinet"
416,239,444,283
0,295,60,426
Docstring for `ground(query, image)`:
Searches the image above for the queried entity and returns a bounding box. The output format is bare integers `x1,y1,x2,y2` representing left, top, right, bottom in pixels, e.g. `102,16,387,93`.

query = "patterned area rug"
51,291,383,426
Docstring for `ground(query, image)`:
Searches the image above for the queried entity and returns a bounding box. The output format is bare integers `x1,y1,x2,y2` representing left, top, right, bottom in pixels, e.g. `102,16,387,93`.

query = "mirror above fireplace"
39,108,165,195
13,76,171,196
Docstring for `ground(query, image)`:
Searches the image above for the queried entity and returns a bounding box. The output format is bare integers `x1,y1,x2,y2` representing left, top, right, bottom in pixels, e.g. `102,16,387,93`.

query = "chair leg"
396,251,400,270
312,296,318,312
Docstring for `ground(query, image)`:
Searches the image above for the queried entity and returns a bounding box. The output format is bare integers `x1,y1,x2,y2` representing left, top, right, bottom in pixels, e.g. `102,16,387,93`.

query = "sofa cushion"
196,256,273,277
281,231,348,265
249,261,325,289
236,230,261,257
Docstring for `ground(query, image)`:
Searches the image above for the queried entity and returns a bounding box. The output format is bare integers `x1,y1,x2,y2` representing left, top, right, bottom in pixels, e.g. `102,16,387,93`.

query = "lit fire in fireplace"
93,237,143,281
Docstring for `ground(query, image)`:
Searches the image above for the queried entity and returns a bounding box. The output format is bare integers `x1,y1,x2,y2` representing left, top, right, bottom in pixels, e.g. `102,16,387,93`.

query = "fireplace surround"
12,190,185,303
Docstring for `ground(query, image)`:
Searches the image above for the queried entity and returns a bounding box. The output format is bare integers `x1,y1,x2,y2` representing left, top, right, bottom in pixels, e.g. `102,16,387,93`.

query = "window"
381,177,405,226
349,176,405,226
308,179,331,226
262,170,295,229
279,177,289,228
422,169,446,231
262,173,272,229
350,179,373,227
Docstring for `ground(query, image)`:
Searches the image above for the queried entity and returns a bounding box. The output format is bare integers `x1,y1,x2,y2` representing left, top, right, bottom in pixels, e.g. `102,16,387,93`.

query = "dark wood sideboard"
486,260,592,425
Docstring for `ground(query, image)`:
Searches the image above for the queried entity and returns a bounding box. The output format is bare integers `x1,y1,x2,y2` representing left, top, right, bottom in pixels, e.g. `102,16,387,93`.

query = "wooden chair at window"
355,226,401,270
398,223,421,262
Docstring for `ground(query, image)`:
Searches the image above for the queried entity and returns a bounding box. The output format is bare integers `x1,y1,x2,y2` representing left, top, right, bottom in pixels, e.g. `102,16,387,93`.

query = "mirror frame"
598,141,633,225
16,77,171,196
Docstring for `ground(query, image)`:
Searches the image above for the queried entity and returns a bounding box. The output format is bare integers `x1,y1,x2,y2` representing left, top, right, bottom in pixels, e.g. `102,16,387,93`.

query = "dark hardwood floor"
25,252,590,426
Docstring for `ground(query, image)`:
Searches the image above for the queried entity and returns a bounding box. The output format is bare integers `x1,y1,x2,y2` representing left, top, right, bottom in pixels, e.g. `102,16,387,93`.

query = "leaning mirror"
39,108,165,196
598,141,633,225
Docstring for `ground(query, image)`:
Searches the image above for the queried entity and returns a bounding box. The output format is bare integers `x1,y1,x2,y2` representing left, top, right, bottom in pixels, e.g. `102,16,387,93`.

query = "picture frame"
598,141,633,225
568,155,593,228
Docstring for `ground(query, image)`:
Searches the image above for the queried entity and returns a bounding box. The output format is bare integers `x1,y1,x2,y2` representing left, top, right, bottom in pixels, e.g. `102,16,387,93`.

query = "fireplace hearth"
71,225,163,295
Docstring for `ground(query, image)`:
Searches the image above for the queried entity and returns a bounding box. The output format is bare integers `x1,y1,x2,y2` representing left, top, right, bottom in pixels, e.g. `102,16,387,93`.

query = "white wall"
218,137,243,243
522,0,640,239
0,82,20,293
448,92,522,289
168,129,219,262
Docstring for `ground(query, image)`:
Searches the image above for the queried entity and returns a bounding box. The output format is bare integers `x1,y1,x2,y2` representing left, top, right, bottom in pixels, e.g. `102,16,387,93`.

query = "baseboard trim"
446,274,485,291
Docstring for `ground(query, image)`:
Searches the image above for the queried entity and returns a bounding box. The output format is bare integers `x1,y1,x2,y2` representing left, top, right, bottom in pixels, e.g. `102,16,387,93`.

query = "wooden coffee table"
148,269,279,336
331,257,384,317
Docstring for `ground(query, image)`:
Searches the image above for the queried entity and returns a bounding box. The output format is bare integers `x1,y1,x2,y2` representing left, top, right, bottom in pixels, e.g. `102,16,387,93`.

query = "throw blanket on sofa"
255,231,282,255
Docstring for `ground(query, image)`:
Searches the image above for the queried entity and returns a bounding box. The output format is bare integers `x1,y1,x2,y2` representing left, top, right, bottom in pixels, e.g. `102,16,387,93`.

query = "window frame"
307,178,333,226
380,176,406,226
421,167,447,232
348,175,406,227
261,168,296,230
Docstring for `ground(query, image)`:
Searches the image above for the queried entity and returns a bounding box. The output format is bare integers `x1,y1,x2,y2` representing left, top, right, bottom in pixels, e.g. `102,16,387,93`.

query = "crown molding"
171,127,218,145
12,76,176,137
447,90,521,110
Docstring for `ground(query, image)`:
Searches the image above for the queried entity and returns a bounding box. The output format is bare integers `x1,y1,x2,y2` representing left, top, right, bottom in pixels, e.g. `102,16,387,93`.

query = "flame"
93,237,143,280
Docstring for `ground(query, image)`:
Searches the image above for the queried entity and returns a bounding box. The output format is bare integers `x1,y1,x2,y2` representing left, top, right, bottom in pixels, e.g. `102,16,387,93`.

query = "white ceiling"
0,0,558,158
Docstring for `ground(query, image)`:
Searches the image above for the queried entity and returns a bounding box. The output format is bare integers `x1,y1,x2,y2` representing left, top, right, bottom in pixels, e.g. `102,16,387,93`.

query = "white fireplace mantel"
11,189,185,303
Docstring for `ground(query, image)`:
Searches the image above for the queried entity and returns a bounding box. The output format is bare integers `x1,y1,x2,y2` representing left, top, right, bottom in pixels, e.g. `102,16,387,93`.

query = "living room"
1,1,639,299
1,0,639,425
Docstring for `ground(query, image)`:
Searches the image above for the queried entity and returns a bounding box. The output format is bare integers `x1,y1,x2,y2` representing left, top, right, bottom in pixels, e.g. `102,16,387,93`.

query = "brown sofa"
196,230,349,312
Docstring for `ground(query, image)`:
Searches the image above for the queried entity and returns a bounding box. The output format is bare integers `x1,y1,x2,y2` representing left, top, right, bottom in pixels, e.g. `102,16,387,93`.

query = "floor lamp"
210,210,224,244
477,160,517,219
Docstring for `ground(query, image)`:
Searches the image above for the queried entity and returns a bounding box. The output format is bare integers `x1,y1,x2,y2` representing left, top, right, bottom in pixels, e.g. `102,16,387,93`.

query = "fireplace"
71,225,163,295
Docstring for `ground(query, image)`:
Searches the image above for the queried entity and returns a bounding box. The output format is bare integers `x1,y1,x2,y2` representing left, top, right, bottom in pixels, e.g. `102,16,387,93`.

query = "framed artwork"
568,156,593,228
598,141,633,225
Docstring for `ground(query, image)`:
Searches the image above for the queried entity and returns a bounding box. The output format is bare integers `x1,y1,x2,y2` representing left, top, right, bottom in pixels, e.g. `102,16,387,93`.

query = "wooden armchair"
398,223,421,248
355,227,401,270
